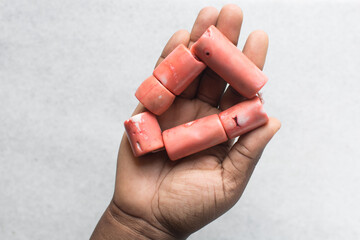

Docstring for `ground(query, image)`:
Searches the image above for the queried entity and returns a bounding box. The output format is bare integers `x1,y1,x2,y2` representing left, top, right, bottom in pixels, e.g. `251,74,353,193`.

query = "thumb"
222,117,281,202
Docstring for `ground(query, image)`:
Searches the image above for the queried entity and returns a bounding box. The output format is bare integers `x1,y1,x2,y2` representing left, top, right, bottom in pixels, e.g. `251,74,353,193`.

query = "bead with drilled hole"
191,25,268,98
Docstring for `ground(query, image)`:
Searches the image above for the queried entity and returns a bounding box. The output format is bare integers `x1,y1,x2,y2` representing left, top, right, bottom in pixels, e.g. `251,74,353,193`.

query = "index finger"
179,7,219,99
154,29,190,68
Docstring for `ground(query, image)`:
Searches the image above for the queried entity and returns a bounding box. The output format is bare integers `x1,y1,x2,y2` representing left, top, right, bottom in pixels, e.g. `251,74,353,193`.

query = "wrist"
90,200,178,240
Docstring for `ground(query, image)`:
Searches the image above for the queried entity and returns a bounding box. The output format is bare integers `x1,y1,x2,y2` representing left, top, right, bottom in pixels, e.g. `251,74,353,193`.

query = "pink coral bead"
153,44,206,95
163,114,228,161
135,75,175,115
219,97,268,139
191,25,268,98
124,112,164,157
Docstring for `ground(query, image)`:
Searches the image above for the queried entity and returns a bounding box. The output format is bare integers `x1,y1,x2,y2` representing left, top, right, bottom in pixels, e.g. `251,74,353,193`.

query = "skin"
91,4,281,240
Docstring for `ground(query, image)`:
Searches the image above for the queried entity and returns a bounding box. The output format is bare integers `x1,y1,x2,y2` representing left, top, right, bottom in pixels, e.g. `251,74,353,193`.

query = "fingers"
214,4,244,46
188,7,219,49
196,4,244,107
219,30,269,110
242,30,269,70
178,7,219,99
221,117,281,200
155,29,191,68
132,30,190,116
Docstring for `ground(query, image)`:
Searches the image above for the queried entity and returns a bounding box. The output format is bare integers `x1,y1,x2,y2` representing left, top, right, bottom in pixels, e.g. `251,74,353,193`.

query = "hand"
91,4,281,240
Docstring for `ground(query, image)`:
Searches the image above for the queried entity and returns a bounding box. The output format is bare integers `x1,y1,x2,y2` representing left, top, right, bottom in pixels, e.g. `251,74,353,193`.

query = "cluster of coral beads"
124,25,269,160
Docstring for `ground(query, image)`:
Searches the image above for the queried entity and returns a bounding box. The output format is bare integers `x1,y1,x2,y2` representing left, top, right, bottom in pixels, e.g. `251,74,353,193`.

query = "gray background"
1,0,360,239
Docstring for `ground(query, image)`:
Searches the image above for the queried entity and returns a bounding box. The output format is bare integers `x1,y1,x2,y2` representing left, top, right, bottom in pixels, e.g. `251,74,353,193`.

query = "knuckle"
233,143,256,162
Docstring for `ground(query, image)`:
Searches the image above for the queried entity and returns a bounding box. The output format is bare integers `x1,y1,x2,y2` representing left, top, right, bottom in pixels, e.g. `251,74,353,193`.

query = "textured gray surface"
1,0,360,239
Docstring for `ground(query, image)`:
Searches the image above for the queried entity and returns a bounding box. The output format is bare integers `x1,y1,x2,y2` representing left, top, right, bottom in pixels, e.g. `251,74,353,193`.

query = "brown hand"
92,4,281,240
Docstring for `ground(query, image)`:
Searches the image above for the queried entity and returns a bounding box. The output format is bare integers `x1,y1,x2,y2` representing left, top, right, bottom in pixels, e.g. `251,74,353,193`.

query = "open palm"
113,5,281,239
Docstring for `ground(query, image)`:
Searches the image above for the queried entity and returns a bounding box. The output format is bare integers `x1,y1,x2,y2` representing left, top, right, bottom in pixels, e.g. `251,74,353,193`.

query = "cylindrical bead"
219,97,268,139
163,114,228,161
191,25,268,98
124,112,164,157
135,75,175,115
153,44,206,95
